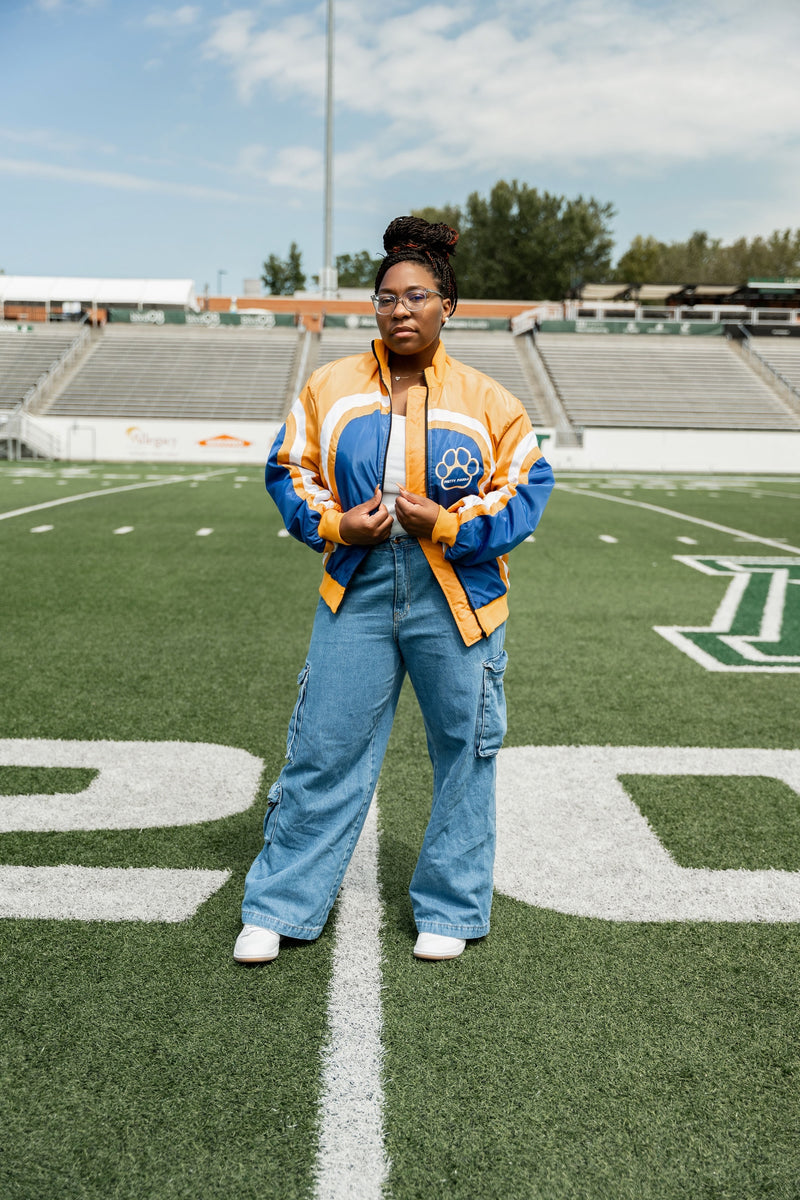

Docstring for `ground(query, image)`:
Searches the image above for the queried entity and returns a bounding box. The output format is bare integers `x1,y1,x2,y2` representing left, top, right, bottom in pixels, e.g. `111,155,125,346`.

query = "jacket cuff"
318,508,348,544
431,507,459,547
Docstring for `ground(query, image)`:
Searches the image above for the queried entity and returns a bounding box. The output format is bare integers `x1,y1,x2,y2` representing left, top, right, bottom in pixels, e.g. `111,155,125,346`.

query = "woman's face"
375,261,452,358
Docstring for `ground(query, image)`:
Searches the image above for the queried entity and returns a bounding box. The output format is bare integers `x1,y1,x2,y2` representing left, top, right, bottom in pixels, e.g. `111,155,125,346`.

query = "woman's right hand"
339,487,393,545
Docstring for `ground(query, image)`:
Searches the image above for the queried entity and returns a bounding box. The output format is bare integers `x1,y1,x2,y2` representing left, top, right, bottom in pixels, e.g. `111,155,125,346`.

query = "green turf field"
1,462,799,1199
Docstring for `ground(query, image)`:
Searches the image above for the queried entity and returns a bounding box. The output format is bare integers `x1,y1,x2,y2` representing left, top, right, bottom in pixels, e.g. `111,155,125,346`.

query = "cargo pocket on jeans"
475,649,508,758
285,662,310,763
262,781,282,844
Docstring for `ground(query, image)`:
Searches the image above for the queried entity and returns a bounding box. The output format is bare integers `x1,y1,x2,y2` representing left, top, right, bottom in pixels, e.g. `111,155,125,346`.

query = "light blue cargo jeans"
241,536,507,940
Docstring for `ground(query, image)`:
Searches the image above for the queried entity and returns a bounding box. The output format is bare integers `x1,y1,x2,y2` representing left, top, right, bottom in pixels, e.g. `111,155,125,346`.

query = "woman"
235,216,554,964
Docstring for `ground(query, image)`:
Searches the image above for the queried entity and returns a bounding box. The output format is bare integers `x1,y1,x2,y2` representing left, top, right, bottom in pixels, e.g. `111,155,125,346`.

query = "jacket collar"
372,337,448,391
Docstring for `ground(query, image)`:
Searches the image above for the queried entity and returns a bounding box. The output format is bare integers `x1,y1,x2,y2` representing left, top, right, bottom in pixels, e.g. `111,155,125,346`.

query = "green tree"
614,235,664,286
335,251,382,288
414,181,615,300
261,241,306,295
613,228,800,285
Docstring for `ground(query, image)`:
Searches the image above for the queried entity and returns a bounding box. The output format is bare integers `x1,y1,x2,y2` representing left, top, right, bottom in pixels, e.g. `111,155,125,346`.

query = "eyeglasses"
370,288,444,315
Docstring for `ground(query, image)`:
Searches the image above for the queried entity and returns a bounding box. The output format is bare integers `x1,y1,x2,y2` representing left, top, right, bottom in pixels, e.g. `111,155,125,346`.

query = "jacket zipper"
372,342,486,635
373,341,391,494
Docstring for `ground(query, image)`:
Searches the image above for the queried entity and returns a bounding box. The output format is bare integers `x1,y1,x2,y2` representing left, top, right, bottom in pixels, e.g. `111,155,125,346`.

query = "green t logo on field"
654,556,800,672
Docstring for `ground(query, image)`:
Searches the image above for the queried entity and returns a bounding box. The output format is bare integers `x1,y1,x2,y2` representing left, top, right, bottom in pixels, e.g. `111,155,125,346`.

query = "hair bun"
383,216,459,259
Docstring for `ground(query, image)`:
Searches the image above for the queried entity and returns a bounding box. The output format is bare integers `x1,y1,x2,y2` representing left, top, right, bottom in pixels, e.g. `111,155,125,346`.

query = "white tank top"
380,416,407,537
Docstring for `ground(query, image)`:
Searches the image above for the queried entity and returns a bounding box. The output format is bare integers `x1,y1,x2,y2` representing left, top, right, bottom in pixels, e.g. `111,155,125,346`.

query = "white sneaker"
413,932,467,960
233,924,280,963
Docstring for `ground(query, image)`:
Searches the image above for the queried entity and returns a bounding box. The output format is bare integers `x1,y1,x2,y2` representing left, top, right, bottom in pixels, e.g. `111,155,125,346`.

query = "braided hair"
374,216,459,316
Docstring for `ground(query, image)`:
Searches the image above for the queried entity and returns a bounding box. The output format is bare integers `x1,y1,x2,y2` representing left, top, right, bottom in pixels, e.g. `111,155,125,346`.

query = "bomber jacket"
266,337,554,646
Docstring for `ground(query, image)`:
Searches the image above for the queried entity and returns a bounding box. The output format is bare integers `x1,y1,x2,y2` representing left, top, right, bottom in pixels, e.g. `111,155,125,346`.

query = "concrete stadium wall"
544,428,800,474
35,415,800,474
37,416,282,465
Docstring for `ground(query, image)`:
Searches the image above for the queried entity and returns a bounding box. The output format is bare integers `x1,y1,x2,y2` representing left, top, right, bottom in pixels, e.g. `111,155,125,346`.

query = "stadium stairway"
736,337,800,418
0,324,90,416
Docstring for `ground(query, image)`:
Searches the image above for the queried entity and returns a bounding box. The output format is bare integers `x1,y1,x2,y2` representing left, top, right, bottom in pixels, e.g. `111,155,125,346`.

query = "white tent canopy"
0,276,197,309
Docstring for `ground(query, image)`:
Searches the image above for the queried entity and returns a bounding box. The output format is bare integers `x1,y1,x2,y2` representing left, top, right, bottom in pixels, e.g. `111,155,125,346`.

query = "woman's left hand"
395,486,440,539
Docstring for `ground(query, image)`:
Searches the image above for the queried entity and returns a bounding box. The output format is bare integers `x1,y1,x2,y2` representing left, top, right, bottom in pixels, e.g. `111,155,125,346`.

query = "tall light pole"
320,0,337,299
217,268,227,295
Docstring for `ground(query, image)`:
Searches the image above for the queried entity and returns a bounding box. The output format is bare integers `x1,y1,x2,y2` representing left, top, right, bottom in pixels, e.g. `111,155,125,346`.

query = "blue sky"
2,0,799,297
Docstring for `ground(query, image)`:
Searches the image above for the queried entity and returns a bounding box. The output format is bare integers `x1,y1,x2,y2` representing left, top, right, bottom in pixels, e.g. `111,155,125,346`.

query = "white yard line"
559,473,800,485
0,468,235,522
315,796,388,1200
557,484,800,556
727,486,800,502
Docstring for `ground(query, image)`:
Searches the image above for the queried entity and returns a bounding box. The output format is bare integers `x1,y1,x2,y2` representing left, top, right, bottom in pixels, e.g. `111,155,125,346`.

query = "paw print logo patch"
435,447,481,491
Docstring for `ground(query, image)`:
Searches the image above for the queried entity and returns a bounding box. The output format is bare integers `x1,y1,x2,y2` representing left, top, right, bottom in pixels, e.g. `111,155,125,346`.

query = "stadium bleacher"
442,329,546,424
7,314,798,447
534,333,800,430
315,327,547,425
0,326,82,413
45,326,301,421
749,338,800,395
314,329,372,370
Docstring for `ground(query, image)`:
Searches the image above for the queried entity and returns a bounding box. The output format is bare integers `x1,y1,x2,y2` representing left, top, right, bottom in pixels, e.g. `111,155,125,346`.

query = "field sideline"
1,461,799,1200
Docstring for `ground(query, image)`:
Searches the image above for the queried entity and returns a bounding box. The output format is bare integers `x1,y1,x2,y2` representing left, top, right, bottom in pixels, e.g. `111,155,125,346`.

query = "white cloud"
0,156,246,202
35,0,105,10
203,0,800,186
0,126,117,157
204,10,325,104
144,5,199,29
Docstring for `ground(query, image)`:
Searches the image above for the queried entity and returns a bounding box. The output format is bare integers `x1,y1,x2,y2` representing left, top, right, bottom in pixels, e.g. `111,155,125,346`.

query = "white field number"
1,740,800,923
0,739,263,922
495,745,800,921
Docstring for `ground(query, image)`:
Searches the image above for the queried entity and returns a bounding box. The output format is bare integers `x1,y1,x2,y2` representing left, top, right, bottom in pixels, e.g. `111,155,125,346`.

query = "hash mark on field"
558,485,800,556
277,529,290,538
113,526,134,535
0,469,235,523
30,525,53,533
677,536,698,545
196,528,214,537
599,534,618,543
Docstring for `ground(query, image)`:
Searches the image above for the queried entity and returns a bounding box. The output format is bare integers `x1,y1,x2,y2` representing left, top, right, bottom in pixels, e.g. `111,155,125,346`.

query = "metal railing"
21,325,92,415
284,326,314,416
0,409,60,460
523,331,582,447
735,326,800,418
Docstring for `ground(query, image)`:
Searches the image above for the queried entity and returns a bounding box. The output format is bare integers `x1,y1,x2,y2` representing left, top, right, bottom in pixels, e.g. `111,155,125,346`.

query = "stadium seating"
23,321,799,437
749,339,800,396
0,326,82,412
315,328,548,425
45,326,301,420
534,333,800,430
314,329,372,370
442,330,546,423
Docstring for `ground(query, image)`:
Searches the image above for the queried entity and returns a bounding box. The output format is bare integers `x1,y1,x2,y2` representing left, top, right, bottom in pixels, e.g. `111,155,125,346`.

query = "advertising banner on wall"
36,417,283,464
30,416,800,473
742,324,800,338
323,313,510,331
107,309,295,328
539,319,724,336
